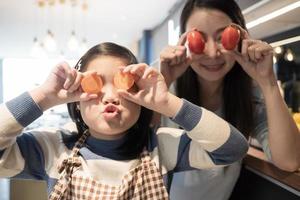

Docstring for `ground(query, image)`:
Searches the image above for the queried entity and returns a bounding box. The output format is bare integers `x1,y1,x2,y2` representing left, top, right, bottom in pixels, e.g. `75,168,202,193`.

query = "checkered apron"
49,130,169,200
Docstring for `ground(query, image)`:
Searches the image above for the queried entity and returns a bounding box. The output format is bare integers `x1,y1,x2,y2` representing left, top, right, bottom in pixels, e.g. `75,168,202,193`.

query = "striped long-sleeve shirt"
0,92,248,194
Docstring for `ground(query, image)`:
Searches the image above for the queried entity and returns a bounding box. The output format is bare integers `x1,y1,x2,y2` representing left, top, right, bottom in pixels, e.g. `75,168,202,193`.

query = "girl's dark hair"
177,0,254,137
67,42,153,157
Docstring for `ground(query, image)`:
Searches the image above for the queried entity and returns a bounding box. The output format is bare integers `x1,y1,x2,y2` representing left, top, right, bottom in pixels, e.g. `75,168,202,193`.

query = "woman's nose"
101,85,120,105
204,38,220,58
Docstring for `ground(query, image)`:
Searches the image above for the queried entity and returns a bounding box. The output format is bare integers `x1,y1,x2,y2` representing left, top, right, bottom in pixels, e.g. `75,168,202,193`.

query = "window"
2,58,77,130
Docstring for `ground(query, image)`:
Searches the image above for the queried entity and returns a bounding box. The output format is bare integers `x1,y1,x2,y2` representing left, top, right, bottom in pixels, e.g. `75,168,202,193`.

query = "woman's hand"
223,26,276,89
33,62,97,110
117,63,170,113
160,31,192,87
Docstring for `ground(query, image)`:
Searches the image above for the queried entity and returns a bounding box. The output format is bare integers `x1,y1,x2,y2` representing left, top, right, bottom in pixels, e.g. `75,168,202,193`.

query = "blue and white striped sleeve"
0,92,44,177
157,99,249,172
0,92,43,149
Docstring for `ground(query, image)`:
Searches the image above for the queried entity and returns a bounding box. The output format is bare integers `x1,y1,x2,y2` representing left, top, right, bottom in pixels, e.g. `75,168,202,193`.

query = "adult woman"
159,0,300,199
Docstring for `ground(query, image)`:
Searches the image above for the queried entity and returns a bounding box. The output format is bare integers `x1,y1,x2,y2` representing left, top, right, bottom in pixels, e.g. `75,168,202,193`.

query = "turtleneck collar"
84,132,141,160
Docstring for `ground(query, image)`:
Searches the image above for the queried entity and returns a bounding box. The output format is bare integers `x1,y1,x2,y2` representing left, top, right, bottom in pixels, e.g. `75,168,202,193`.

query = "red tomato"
187,31,205,54
221,26,240,50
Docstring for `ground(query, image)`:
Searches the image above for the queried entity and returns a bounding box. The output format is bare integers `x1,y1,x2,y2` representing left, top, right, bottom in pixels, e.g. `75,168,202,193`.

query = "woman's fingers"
247,41,273,62
240,39,270,62
177,31,189,46
160,45,187,66
223,39,273,67
230,23,249,40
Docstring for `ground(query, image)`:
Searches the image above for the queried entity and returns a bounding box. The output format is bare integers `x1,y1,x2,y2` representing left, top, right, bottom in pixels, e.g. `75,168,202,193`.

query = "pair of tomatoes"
187,26,240,54
81,72,135,94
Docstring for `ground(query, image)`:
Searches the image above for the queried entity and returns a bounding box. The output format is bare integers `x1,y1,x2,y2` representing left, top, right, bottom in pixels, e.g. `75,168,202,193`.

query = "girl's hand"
117,63,169,112
222,26,276,89
36,62,97,110
160,31,192,87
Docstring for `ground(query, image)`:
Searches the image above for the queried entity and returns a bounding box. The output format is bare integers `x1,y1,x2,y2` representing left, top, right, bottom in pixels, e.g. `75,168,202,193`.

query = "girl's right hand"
32,62,98,111
159,32,192,87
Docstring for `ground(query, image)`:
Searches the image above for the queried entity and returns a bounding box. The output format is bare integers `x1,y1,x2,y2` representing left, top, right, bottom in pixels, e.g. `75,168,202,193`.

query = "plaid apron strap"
137,149,170,199
49,130,90,200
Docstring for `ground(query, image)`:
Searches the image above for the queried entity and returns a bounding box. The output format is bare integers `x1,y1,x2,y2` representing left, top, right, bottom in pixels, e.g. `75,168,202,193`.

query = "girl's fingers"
83,70,97,76
117,89,140,104
54,62,76,90
68,71,83,93
129,63,147,77
78,92,98,101
60,67,76,89
122,64,133,73
54,62,72,79
142,67,159,79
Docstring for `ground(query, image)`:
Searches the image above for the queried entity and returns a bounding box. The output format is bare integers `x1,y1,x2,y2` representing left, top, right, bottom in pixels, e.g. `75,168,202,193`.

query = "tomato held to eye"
81,74,103,94
187,31,205,54
221,26,240,50
114,71,135,90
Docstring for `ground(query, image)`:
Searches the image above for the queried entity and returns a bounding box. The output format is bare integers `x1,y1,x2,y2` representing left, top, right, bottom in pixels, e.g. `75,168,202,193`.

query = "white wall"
150,2,184,66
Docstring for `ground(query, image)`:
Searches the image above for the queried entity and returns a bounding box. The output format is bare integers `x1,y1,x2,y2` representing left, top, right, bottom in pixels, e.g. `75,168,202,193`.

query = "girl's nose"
101,85,120,105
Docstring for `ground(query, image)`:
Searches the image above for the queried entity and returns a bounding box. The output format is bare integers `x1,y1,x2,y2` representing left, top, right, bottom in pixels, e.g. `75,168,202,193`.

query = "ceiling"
0,0,179,58
243,0,300,39
0,0,299,58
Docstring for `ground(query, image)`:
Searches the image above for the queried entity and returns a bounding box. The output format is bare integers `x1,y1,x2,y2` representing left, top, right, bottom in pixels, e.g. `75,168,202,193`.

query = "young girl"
0,42,248,199
159,0,300,199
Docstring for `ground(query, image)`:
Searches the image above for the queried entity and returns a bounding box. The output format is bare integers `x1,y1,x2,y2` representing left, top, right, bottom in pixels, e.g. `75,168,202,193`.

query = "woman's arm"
261,83,300,171
226,26,300,171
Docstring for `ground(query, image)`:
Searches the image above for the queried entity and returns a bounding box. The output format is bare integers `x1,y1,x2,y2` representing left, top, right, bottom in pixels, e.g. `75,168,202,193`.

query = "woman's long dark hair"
67,42,153,157
177,0,254,137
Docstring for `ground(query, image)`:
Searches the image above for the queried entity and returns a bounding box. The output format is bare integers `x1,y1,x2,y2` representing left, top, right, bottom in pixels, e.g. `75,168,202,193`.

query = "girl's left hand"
117,63,169,111
223,26,276,88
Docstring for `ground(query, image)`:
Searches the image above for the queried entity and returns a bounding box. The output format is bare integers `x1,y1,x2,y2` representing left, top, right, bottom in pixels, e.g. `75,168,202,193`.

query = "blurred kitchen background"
0,0,300,129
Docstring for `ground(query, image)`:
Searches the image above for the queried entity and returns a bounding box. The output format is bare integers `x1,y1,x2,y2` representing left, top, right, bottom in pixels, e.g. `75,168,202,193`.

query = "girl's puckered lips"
103,104,120,113
102,104,121,121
